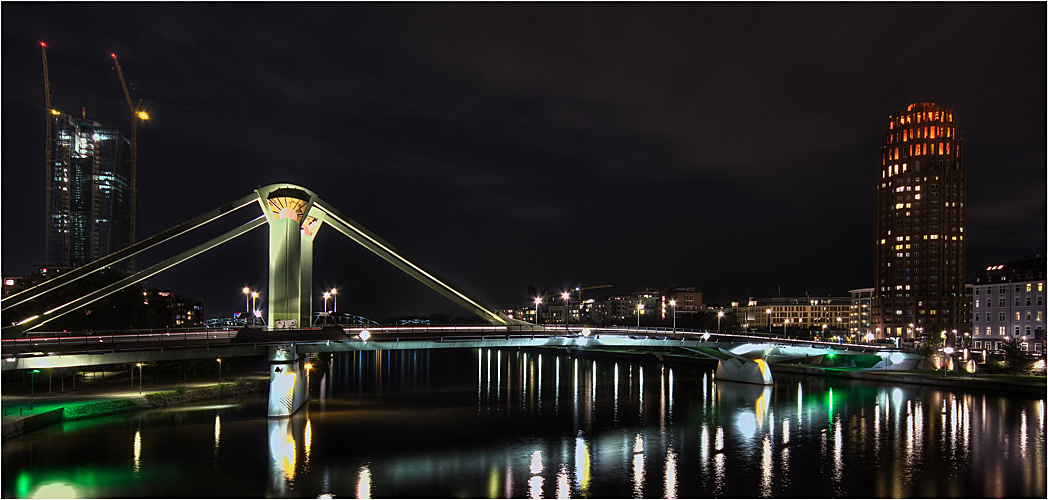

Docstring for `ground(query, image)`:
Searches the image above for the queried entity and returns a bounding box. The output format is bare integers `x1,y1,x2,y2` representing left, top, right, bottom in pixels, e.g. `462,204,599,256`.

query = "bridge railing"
2,328,238,351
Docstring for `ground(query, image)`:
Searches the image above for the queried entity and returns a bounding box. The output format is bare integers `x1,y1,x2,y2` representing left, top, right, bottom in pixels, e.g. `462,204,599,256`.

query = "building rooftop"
973,255,1046,284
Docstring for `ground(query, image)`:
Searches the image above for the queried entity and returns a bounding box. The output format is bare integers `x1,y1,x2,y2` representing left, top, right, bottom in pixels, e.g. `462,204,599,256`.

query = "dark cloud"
2,3,1044,320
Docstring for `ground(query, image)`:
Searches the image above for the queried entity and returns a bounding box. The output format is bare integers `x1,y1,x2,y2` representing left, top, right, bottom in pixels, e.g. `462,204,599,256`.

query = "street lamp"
217,358,222,383
717,310,724,333
767,308,772,334
562,292,571,331
637,304,644,327
323,292,331,312
29,369,39,410
670,300,677,333
952,329,958,349
242,287,250,316
251,292,259,325
330,288,338,313
784,318,790,337
942,347,954,377
137,363,143,394
534,297,542,325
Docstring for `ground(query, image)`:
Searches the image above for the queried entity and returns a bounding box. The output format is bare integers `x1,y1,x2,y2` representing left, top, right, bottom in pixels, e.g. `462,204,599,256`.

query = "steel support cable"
4,216,266,334
2,194,258,311
311,199,508,326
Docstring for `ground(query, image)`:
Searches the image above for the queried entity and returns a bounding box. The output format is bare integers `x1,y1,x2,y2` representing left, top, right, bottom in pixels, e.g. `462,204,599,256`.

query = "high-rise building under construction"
45,113,134,275
872,101,968,342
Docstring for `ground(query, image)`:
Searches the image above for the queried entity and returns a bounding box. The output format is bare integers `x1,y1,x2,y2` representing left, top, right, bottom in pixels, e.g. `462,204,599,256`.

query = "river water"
3,348,1045,498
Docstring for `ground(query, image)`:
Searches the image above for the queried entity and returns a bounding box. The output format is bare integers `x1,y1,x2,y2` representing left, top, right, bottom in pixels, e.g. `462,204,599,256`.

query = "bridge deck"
1,326,892,371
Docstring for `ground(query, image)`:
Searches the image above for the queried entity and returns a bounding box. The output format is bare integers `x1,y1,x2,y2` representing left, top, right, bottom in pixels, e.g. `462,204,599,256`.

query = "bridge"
1,183,909,417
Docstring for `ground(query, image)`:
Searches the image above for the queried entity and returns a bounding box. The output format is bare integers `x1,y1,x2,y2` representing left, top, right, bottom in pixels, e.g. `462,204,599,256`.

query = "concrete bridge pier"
268,345,309,418
680,346,774,385
715,357,774,385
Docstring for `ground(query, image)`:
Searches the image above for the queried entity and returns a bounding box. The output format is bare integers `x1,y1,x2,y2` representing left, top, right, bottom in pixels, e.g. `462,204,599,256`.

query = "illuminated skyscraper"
45,113,133,274
872,102,967,342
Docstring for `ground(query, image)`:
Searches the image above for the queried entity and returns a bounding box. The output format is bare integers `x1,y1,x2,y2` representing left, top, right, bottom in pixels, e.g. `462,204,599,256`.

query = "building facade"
736,296,851,335
971,256,1045,353
872,102,967,340
661,287,704,319
143,288,204,327
46,114,133,274
849,288,873,335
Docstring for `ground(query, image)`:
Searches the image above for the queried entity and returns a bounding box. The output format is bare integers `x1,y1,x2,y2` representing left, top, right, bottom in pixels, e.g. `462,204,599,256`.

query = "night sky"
2,4,1045,320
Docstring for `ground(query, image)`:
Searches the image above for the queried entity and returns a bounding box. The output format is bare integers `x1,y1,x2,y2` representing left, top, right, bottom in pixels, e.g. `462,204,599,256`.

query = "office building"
46,114,133,274
971,256,1045,353
872,102,967,340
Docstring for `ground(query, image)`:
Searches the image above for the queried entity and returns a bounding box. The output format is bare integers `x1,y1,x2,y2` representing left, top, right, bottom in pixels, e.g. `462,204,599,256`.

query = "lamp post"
562,292,571,332
717,310,724,333
822,324,828,341
217,358,222,383
952,329,958,349
330,288,338,313
942,347,953,377
137,363,143,394
637,304,644,327
670,300,677,333
242,287,250,316
784,318,789,337
323,292,330,312
29,369,39,410
767,308,772,335
534,297,542,325
251,292,259,325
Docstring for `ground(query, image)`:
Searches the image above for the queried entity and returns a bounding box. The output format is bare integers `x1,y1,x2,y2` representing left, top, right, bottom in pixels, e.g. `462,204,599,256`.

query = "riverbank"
2,374,269,441
770,363,1047,396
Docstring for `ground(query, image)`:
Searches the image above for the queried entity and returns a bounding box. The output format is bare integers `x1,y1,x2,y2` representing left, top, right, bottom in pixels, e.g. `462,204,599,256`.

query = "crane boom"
41,42,54,265
575,283,612,302
111,52,147,272
111,54,135,114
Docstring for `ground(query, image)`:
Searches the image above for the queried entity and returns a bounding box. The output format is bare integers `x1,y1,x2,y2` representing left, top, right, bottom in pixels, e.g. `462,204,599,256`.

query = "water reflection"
213,414,221,465
574,433,590,496
664,448,677,499
4,349,1046,499
132,429,141,476
268,419,296,486
356,465,371,499
632,434,645,498
557,465,571,498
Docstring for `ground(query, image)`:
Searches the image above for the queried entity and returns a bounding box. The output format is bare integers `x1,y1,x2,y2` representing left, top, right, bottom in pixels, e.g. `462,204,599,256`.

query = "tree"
1000,336,1036,375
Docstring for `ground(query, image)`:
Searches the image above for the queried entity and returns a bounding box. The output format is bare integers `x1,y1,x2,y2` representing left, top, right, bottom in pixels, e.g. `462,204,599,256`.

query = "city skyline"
2,4,1044,319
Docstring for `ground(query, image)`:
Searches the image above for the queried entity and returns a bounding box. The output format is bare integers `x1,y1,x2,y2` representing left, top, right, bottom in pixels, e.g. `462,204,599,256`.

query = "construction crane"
111,52,149,272
40,42,61,263
574,283,612,302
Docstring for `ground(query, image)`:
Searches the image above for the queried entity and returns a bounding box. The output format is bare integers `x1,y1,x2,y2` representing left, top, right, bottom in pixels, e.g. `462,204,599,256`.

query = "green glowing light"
30,482,79,499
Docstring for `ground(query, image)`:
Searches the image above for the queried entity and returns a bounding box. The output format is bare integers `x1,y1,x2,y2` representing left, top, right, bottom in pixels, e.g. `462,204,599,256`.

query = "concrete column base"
268,345,309,418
